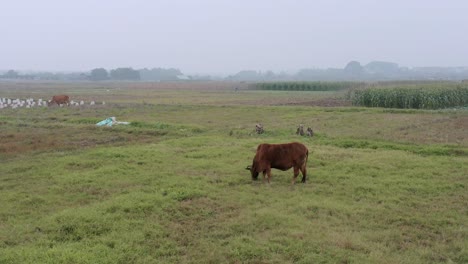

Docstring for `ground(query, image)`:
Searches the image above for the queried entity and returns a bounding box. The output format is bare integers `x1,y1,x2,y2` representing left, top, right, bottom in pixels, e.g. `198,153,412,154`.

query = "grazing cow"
246,142,309,184
48,95,70,106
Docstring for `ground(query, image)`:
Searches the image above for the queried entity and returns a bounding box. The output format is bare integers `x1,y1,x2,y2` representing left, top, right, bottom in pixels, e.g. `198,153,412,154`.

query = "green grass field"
1,81,467,263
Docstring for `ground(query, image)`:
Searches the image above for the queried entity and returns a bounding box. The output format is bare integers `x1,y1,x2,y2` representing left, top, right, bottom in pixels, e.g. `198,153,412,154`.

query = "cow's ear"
245,165,251,170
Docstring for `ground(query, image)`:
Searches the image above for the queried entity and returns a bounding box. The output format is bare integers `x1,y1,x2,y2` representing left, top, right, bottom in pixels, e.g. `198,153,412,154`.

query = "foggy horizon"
2,0,467,75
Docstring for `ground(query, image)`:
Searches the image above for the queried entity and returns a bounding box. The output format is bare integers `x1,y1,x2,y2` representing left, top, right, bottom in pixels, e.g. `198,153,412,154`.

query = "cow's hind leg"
300,164,307,183
292,167,299,184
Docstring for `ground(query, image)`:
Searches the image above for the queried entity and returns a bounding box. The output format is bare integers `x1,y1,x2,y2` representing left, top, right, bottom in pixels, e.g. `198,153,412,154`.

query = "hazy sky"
1,0,467,74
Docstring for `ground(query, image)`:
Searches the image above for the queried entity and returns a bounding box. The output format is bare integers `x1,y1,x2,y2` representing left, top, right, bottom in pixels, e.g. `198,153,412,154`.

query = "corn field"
350,85,468,109
252,82,363,91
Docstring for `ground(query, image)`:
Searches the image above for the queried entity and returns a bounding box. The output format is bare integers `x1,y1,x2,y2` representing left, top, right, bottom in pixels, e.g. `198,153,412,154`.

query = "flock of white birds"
0,98,105,109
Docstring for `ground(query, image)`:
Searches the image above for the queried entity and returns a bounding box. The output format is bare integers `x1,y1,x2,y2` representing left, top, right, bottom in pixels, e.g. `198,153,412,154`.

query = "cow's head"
245,163,259,180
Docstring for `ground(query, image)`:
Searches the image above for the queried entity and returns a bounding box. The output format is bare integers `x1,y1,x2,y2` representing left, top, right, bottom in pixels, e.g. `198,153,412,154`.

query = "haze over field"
1,0,467,74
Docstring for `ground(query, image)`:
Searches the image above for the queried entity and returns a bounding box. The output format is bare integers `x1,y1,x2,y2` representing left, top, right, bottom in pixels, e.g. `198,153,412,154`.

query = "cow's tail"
302,149,309,170
301,149,309,183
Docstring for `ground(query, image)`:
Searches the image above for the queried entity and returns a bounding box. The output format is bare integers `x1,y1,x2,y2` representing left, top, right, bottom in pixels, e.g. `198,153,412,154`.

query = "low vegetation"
252,81,363,91
350,83,468,109
253,81,468,110
0,81,467,263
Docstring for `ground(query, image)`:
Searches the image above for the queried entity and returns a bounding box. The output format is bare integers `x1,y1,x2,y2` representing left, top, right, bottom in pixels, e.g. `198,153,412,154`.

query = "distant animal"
306,127,314,137
48,95,70,106
296,124,304,136
246,142,309,184
255,123,264,134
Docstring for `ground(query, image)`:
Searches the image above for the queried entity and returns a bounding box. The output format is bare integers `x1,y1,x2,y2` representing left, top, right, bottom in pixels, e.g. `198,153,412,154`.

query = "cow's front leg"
266,168,272,184
262,170,267,183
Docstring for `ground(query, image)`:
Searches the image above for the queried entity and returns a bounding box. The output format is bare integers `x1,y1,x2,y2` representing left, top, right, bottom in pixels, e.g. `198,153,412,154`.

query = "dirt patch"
282,98,352,107
454,116,468,129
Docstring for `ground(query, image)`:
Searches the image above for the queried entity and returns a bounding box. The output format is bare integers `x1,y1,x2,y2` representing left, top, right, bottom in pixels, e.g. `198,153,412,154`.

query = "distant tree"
90,68,109,81
263,70,276,80
3,69,19,79
228,70,261,81
344,61,364,75
110,67,140,81
295,69,325,81
79,73,89,80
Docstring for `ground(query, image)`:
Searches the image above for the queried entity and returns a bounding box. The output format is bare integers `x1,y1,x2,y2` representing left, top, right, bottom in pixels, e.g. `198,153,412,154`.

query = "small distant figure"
235,87,239,92
296,124,305,136
306,127,314,137
255,123,264,134
90,101,95,105
102,101,106,105
48,95,70,107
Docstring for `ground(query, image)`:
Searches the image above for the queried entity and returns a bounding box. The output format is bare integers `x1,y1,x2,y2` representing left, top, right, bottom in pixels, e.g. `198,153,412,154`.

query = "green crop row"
253,82,362,91
351,85,468,109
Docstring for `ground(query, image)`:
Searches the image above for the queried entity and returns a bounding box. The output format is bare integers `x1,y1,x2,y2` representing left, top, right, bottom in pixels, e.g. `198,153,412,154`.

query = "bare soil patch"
282,98,352,107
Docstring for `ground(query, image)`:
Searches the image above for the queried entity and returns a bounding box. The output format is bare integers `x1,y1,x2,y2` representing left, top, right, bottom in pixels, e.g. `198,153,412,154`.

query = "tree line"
0,67,185,81
88,67,185,81
2,61,468,81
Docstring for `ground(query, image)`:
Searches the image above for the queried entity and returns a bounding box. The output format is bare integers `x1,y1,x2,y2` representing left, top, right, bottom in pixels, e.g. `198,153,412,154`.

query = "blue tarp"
96,117,130,127
96,117,116,127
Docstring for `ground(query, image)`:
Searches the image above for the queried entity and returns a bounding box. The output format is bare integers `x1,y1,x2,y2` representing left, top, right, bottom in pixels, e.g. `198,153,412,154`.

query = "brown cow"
48,95,70,106
246,142,308,184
